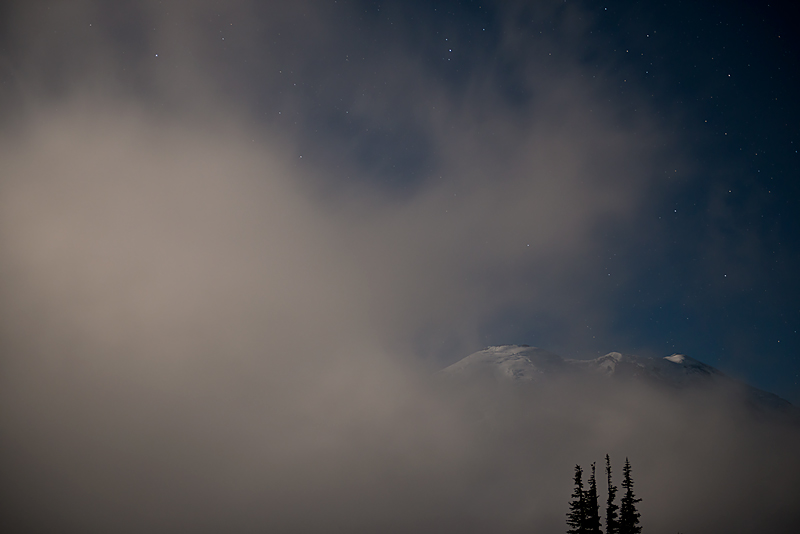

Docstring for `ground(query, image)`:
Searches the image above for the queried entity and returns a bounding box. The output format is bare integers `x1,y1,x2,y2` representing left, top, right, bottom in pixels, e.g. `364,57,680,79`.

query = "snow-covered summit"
438,345,566,382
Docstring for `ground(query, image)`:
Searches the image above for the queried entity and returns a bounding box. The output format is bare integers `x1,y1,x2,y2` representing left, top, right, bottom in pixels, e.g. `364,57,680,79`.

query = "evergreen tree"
584,463,602,534
619,458,642,534
566,465,586,534
605,455,620,534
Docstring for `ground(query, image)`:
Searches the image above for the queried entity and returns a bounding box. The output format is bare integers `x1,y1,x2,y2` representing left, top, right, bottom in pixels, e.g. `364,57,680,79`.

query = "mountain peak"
664,354,686,364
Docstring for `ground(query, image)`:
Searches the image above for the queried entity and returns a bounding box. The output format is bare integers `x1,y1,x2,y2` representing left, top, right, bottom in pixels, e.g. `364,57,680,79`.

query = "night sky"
2,1,798,400
1,1,800,532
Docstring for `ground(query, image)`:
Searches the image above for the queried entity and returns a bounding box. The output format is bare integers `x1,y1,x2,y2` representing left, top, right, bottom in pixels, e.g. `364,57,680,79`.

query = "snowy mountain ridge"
439,344,795,416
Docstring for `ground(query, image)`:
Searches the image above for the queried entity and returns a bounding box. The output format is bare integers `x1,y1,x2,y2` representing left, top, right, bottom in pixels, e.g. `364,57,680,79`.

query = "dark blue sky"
537,0,800,402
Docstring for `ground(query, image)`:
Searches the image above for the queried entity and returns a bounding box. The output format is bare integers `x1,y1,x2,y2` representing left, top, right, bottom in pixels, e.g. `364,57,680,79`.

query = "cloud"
2,1,796,533
1,0,678,352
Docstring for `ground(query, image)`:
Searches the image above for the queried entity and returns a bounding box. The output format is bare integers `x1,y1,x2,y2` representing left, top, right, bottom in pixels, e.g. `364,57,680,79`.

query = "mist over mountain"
432,345,800,533
3,322,799,534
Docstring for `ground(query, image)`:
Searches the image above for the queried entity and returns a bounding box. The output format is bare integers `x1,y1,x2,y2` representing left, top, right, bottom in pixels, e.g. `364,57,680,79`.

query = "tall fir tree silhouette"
619,458,642,534
584,463,602,534
605,455,620,534
566,465,586,534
